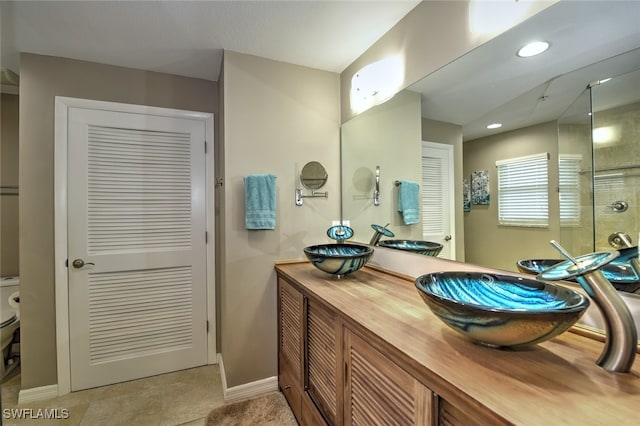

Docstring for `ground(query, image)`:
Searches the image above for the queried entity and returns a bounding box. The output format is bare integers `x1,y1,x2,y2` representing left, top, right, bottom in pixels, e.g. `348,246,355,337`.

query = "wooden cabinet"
278,273,435,425
277,262,640,425
278,277,304,422
306,299,341,424
438,399,492,426
344,329,434,425
277,270,494,426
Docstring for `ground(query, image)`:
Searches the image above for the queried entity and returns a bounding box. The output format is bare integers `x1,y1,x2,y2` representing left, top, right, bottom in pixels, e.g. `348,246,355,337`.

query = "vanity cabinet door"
278,277,305,421
437,395,509,426
344,329,435,426
306,299,341,425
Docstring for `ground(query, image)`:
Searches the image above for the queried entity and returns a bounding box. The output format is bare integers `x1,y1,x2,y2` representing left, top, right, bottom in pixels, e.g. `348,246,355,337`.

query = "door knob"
444,235,452,241
72,259,95,269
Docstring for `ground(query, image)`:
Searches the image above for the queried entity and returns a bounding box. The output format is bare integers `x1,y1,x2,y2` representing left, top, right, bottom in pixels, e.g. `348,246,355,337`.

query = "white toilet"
1,276,20,378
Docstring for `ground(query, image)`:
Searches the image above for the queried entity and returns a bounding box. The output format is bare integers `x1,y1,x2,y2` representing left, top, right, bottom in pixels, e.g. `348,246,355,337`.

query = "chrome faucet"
540,241,637,373
608,231,633,249
373,165,381,206
369,223,393,246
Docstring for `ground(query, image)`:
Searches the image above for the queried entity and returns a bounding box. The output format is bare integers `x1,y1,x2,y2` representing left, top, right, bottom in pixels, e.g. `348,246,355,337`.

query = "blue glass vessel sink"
517,258,639,291
378,239,443,256
415,272,589,347
615,245,638,265
304,243,373,278
516,259,563,275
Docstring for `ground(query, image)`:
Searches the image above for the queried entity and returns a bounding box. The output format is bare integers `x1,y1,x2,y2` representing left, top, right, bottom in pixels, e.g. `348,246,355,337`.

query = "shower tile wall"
592,102,640,251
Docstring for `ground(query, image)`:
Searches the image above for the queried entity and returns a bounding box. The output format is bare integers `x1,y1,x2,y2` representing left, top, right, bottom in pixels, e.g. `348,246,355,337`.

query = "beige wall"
1,93,20,276
340,0,556,123
463,121,560,272
19,53,217,389
221,51,340,387
341,90,422,242
421,117,464,261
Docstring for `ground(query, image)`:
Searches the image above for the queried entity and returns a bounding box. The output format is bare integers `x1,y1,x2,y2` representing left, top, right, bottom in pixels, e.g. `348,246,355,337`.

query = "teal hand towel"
244,174,277,230
397,181,420,225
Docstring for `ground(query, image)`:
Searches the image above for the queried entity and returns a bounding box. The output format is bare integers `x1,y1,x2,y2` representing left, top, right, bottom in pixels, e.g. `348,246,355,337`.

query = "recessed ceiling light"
487,123,502,129
517,41,550,58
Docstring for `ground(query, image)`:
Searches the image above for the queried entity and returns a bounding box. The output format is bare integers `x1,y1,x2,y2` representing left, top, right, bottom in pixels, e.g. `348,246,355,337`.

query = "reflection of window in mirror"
559,154,582,226
496,153,549,227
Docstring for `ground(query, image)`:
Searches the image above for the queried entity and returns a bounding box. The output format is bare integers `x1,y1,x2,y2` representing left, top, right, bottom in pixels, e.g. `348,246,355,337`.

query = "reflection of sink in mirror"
517,258,640,294
303,243,373,278
415,271,590,348
378,239,442,257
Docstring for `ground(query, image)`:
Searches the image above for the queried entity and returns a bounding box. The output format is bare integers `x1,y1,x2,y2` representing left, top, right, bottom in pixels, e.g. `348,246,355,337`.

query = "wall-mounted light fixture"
350,55,403,114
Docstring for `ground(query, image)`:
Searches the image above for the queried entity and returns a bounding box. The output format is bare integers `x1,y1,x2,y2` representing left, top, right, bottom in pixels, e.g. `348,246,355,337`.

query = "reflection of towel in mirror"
397,181,420,225
244,174,277,230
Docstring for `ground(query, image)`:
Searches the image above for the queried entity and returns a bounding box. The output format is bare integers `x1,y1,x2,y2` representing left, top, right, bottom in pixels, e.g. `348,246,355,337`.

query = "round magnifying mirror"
300,161,328,190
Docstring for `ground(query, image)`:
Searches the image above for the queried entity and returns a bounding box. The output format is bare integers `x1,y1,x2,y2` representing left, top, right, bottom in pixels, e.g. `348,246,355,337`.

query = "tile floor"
1,365,224,425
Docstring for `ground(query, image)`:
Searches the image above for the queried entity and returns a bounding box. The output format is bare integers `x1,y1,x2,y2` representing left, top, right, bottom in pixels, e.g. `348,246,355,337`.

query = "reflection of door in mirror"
421,142,455,259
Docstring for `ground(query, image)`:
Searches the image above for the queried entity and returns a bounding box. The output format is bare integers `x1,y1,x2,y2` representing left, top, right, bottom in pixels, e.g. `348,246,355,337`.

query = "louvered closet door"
421,141,455,260
67,107,207,391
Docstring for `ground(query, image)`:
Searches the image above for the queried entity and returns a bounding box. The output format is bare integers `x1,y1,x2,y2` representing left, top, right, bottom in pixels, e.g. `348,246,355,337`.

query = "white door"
421,141,455,260
66,106,208,391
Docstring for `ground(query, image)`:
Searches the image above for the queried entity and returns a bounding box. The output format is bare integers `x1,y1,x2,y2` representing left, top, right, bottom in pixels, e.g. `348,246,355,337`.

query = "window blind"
558,154,581,226
496,152,549,227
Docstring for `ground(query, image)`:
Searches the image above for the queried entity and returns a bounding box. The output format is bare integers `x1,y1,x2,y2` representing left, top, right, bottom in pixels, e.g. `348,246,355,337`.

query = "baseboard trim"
18,384,59,404
217,353,278,403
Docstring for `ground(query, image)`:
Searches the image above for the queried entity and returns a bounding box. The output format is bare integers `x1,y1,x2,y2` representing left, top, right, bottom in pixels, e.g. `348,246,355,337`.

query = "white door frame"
422,141,456,259
54,97,216,396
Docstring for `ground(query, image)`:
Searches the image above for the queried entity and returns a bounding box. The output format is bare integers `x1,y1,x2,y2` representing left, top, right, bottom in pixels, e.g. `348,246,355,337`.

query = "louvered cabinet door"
439,399,482,426
306,299,341,425
278,277,305,421
344,329,434,426
437,395,509,426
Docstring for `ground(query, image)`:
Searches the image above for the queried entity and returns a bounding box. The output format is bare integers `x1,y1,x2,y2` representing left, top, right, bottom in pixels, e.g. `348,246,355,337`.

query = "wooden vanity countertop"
275,261,640,426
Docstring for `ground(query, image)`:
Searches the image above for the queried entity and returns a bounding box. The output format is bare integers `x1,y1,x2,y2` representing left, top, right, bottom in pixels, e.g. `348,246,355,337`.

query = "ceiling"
0,0,421,82
408,0,640,141
3,0,638,139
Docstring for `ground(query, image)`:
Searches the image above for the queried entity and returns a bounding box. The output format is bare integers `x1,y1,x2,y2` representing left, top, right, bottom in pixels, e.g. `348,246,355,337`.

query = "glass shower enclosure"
559,66,640,254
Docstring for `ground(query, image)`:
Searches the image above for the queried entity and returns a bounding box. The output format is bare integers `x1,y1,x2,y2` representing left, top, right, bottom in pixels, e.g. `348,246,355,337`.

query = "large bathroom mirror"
341,1,640,297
